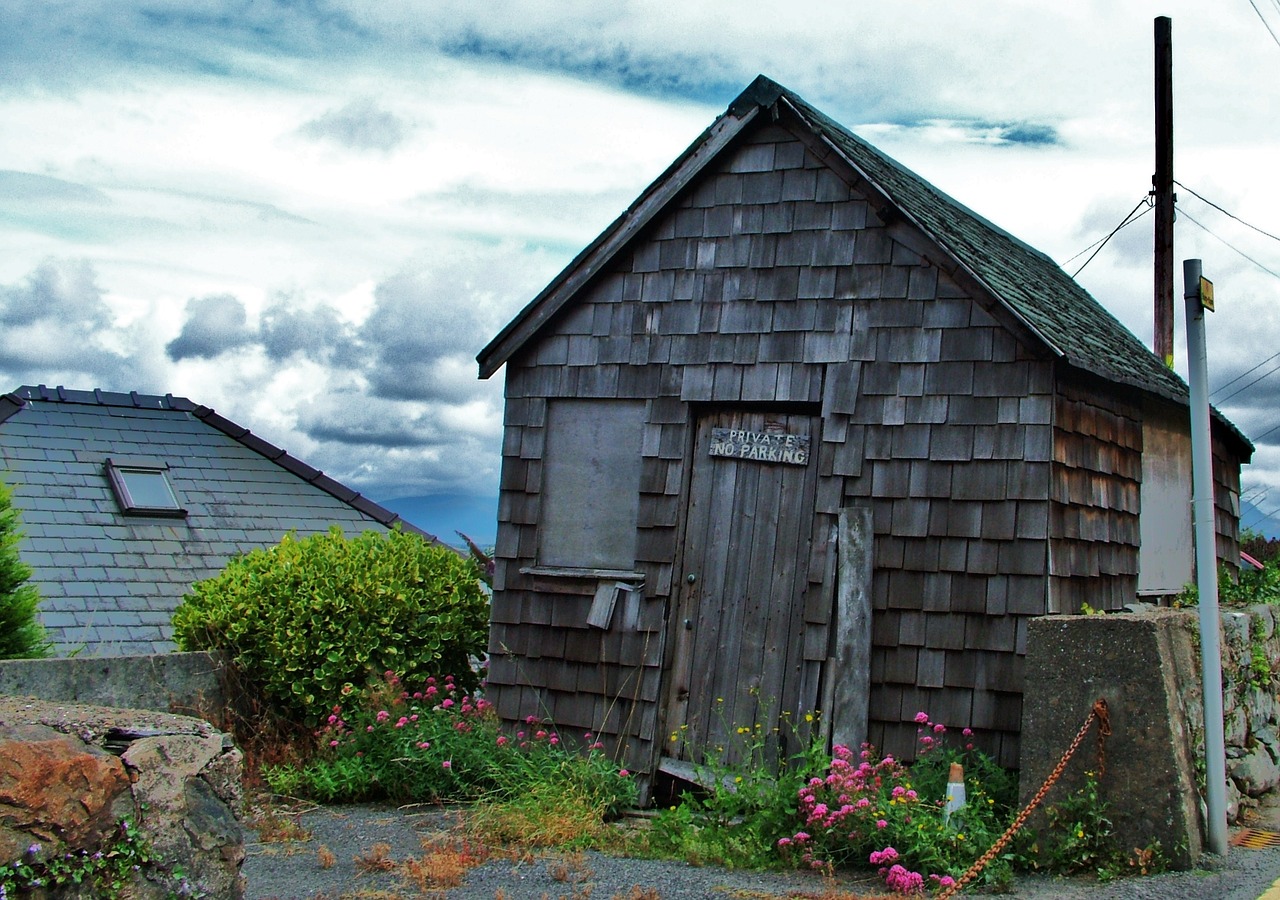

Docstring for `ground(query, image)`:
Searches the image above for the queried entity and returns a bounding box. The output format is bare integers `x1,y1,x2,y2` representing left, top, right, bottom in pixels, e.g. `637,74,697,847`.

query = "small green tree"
0,478,50,658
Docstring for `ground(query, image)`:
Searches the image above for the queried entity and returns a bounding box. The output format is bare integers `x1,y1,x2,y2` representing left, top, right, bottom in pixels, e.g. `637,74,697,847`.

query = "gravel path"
243,802,1280,900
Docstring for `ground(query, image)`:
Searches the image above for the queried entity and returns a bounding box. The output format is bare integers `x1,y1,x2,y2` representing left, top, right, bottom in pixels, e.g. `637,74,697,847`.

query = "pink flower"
962,728,973,737
375,710,390,723
442,760,452,769
366,725,374,733
395,717,409,728
914,712,929,724
876,819,888,829
329,740,339,748
869,847,899,865
618,769,630,777
426,685,438,697
933,723,946,734
549,736,559,745
535,730,548,740
777,837,792,847
417,741,430,749
441,698,454,709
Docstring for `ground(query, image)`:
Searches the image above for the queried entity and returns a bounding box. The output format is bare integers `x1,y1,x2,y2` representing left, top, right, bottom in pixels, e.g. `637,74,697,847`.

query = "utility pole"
1184,258,1228,856
1154,16,1175,368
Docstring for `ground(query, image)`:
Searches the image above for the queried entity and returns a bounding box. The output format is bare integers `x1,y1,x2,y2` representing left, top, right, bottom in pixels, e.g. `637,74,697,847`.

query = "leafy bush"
0,477,49,659
172,527,488,723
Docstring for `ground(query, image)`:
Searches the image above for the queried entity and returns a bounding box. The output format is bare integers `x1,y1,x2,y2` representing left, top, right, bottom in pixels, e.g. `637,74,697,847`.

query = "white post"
1183,257,1229,856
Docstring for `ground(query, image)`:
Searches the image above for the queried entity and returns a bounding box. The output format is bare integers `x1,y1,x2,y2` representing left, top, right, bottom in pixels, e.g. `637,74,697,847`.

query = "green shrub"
171,527,488,723
0,477,49,659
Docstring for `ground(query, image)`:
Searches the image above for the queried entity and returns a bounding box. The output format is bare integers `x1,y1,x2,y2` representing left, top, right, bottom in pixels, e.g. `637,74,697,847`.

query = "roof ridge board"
12,384,195,411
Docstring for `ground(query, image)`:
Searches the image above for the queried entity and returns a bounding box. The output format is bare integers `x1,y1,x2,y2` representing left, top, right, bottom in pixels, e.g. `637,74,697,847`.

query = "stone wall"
1219,606,1280,820
0,696,244,898
0,652,231,720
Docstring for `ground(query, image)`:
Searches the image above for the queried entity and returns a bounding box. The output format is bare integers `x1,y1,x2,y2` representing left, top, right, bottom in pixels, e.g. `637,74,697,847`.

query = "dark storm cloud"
294,392,447,449
165,294,254,360
358,266,495,403
0,259,113,329
259,299,356,363
0,259,138,383
297,99,413,153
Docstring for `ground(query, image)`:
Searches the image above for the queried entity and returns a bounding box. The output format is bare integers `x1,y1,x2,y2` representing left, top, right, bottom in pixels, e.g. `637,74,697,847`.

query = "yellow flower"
735,776,743,784
804,713,814,722
1077,830,1084,838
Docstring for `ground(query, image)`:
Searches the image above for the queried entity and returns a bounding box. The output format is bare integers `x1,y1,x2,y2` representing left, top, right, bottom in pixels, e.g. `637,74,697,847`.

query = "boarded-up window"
540,400,644,569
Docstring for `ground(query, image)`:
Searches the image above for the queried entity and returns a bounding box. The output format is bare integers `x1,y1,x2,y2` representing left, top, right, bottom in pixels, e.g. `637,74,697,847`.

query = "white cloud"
0,0,1278,521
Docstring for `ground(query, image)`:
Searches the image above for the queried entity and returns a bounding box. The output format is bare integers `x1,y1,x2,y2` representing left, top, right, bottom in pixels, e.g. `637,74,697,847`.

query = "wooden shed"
475,76,1252,781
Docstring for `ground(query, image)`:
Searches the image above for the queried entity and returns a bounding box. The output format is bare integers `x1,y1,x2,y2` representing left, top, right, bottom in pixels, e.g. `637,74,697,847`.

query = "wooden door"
664,409,820,771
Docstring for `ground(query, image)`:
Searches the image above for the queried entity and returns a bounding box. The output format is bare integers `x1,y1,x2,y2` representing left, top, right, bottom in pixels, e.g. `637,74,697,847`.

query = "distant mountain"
375,493,498,548
1241,499,1280,541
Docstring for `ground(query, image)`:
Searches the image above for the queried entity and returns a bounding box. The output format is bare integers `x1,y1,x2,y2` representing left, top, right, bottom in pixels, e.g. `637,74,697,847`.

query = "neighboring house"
0,384,435,656
475,75,1252,785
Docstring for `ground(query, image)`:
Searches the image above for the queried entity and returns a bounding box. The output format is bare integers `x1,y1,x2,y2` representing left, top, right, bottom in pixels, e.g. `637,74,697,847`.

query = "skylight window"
105,459,186,517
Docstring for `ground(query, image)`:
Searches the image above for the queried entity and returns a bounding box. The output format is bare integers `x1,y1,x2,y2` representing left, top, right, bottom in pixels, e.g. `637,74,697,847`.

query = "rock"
0,698,245,900
0,723,132,858
1225,706,1249,748
123,733,246,899
1230,743,1280,797
1227,777,1244,823
1247,687,1279,734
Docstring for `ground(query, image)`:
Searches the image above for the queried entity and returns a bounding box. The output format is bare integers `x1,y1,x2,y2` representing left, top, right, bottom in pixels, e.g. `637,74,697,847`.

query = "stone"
123,732,245,898
0,697,245,899
0,724,132,856
1225,706,1249,748
1229,743,1280,797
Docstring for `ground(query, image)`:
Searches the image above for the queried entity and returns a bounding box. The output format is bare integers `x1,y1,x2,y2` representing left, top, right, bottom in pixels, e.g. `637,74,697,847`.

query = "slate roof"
0,384,436,656
477,75,1250,455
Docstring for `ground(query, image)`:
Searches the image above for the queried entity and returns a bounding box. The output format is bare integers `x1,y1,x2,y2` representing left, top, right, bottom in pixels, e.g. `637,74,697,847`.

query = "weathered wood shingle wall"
1048,379,1143,615
487,116,1061,772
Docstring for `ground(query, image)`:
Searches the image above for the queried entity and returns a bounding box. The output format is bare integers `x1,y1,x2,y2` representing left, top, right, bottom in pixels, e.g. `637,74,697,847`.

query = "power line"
1066,196,1152,277
1180,210,1280,280
1212,349,1280,399
1215,358,1280,405
1246,0,1280,50
1176,181,1280,244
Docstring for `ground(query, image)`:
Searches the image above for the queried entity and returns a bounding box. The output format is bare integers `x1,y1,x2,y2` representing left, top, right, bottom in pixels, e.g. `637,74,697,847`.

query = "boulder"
1229,743,1280,797
0,724,132,858
0,697,245,899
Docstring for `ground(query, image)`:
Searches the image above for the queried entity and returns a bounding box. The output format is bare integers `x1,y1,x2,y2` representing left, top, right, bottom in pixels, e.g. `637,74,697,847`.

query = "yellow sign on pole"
1200,276,1215,311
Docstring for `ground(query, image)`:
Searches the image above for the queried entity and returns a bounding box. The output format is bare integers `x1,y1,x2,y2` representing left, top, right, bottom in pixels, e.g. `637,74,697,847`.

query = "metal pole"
1184,257,1228,856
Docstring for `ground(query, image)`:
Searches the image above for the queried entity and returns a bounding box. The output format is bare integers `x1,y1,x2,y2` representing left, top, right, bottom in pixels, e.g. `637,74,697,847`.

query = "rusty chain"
936,698,1110,900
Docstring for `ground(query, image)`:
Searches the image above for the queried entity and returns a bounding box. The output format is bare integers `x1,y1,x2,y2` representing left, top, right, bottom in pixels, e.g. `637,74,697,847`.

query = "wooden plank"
823,506,873,754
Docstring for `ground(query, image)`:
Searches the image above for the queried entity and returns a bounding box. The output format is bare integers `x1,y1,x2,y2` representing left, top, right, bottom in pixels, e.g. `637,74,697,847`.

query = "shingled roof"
477,76,1250,453
0,384,437,655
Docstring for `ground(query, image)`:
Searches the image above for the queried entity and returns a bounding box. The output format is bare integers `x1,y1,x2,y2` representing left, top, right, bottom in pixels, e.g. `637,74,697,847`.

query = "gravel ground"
242,802,1280,900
